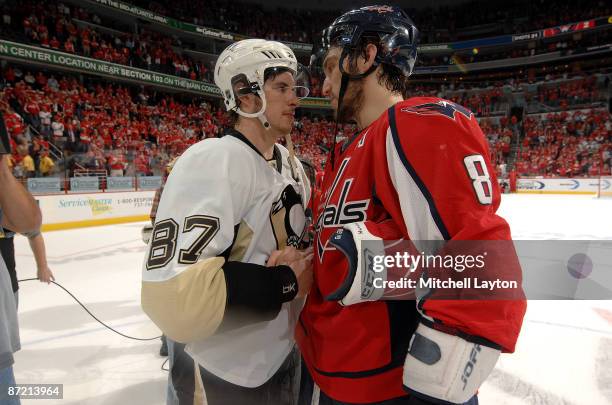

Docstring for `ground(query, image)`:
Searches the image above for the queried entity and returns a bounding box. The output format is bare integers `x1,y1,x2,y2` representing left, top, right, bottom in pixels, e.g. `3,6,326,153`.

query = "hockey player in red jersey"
295,5,527,405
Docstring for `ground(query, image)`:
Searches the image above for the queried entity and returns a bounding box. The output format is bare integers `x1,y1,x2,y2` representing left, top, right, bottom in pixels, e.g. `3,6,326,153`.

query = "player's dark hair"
264,66,292,82
228,110,240,127
346,34,410,98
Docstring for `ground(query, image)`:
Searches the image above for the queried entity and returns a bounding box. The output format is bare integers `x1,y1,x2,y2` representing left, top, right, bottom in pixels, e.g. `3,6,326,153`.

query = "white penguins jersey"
141,130,310,387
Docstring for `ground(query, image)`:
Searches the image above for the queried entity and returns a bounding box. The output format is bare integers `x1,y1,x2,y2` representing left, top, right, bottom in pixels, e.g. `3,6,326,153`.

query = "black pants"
169,343,300,405
298,358,479,405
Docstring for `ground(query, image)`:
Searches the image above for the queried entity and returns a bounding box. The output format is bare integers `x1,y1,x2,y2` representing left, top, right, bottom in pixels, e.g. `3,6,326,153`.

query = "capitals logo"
401,100,473,121
315,157,370,262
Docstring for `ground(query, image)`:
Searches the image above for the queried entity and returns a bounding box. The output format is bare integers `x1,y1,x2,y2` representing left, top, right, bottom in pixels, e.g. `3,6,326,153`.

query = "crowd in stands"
480,116,519,168
1,68,225,179
418,29,612,68
0,68,338,178
515,109,611,177
0,0,214,82
311,71,607,118
415,0,610,43
1,65,609,183
132,0,334,44
0,0,608,88
130,0,610,45
410,83,507,116
525,76,603,110
292,118,355,170
0,0,608,195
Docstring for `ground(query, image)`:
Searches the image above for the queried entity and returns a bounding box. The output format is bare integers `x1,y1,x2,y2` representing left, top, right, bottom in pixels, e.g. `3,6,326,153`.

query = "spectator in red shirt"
64,40,75,53
49,36,60,50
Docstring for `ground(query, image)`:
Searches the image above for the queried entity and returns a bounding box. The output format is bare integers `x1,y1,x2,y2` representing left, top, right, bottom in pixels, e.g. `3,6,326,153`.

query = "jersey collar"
223,128,283,174
340,128,364,154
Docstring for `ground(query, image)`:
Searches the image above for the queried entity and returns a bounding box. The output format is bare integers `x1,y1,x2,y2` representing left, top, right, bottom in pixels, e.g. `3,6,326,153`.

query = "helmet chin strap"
329,73,349,171
258,113,271,130
329,49,378,170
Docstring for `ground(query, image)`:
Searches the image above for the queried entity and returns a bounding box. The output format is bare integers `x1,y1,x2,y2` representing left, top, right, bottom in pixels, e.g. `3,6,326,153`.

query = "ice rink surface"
12,194,612,404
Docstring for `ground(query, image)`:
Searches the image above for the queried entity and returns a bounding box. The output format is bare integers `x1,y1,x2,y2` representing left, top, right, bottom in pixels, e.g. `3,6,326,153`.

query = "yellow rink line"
516,190,598,195
42,215,150,231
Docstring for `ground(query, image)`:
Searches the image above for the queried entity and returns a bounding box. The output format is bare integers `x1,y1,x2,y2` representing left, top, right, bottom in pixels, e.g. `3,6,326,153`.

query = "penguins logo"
270,185,306,248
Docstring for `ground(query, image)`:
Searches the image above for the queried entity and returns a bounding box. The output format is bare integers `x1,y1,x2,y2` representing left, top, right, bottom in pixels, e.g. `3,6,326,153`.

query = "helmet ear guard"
230,73,268,121
378,27,419,76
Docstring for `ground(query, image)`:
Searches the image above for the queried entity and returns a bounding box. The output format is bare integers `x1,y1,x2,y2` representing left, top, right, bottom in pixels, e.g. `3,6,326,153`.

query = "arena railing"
21,172,163,195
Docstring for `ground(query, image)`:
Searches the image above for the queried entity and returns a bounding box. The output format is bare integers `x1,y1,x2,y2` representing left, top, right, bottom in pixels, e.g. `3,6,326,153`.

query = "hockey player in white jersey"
141,39,313,405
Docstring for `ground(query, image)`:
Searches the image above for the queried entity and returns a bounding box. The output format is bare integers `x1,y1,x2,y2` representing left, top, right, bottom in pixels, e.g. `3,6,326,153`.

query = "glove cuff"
403,322,500,404
326,222,386,306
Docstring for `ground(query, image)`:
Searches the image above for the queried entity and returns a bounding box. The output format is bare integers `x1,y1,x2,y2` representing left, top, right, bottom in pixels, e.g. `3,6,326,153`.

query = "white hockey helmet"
215,39,308,128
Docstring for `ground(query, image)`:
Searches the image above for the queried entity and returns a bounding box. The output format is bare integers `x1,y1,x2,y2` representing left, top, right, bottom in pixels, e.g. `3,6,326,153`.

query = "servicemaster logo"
87,198,113,216
58,197,112,215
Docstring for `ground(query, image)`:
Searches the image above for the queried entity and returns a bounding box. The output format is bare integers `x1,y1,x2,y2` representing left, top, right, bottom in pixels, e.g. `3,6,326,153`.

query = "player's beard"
335,78,364,124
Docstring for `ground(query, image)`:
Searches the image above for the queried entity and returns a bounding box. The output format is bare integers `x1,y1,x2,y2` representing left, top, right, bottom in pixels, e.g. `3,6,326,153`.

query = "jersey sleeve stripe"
387,106,451,241
386,107,449,321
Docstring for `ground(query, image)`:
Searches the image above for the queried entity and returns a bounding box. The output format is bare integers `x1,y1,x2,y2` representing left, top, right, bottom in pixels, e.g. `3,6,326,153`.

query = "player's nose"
288,90,298,106
322,78,332,98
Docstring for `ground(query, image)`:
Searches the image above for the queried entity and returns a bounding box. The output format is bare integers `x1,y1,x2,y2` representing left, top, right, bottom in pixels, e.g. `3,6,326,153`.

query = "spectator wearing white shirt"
47,76,59,91
51,117,64,147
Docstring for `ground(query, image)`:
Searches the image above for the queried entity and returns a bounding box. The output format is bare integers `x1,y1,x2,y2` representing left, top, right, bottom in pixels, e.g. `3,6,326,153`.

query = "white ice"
12,194,612,404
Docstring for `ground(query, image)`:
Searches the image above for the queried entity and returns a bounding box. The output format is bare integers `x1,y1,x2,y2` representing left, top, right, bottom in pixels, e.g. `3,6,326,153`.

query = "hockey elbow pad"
403,322,501,404
325,222,386,306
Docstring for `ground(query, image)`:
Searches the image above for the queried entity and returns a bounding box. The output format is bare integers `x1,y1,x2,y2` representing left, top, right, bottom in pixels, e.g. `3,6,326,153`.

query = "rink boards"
36,191,156,231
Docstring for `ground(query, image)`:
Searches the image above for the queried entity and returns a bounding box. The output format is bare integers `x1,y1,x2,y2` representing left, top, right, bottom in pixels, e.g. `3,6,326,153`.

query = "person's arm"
0,155,42,233
141,146,303,344
321,104,526,404
26,232,55,283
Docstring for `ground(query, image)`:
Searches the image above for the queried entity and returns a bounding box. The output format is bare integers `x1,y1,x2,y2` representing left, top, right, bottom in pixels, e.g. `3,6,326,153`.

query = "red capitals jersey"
296,97,526,403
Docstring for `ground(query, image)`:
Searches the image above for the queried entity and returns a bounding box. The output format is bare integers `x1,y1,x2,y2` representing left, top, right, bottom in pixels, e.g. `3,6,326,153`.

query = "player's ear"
233,79,254,114
359,43,378,73
236,93,255,113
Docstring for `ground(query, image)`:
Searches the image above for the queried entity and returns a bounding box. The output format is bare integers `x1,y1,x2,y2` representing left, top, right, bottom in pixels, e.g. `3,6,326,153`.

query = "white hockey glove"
403,322,500,404
325,222,387,306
